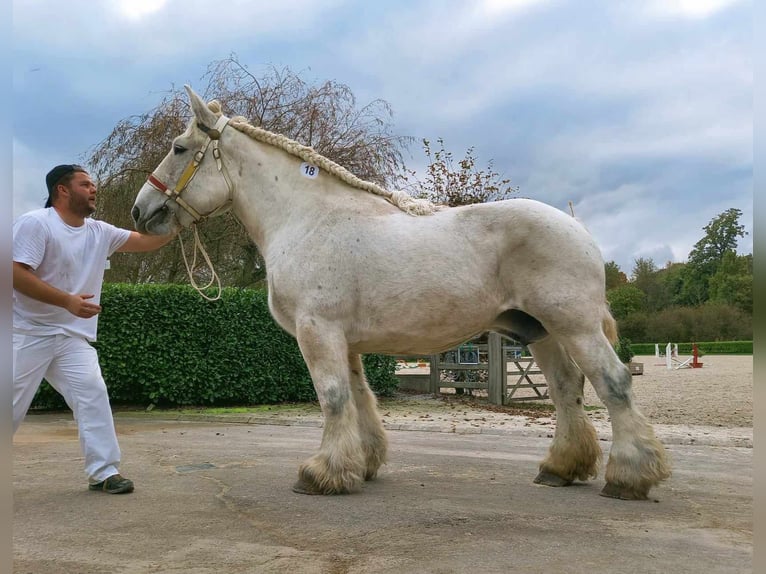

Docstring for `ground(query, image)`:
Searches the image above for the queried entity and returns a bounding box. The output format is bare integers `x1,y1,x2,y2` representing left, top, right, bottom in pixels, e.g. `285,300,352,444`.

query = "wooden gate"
395,333,548,404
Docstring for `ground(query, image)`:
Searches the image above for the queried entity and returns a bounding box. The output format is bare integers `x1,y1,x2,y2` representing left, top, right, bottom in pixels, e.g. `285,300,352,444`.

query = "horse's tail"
602,304,618,345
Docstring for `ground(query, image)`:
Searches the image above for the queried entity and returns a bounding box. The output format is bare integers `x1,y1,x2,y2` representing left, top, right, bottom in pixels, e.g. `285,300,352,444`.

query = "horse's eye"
173,144,187,155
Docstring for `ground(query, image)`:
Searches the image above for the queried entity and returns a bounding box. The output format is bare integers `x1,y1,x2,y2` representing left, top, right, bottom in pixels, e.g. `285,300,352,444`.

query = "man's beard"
69,194,96,217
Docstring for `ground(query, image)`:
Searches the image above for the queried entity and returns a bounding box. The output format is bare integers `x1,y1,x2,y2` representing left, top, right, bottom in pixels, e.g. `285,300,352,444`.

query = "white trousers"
13,333,121,482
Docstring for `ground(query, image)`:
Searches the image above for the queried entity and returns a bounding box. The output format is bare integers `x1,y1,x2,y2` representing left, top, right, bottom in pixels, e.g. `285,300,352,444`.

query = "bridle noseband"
145,114,234,223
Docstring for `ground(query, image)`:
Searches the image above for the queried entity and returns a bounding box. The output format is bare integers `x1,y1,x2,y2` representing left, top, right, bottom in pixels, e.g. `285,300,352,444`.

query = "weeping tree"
87,55,414,287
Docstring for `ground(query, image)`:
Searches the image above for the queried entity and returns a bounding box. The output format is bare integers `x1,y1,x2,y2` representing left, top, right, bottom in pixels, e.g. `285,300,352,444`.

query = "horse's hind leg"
292,319,365,495
564,330,671,500
348,353,388,480
528,337,602,487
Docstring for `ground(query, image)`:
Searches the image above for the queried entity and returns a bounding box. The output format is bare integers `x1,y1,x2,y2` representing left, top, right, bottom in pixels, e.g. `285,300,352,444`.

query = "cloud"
642,0,744,19
479,0,550,17
574,173,753,273
11,0,752,277
112,0,169,20
335,1,751,274
14,0,350,63
13,139,51,219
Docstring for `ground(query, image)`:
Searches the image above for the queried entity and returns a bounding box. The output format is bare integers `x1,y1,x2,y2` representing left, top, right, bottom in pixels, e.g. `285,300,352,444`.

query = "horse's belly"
348,312,493,355
351,337,481,356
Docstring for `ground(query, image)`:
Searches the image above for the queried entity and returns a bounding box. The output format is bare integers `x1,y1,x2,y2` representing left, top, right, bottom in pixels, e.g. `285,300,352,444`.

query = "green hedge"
630,341,752,356
32,284,398,409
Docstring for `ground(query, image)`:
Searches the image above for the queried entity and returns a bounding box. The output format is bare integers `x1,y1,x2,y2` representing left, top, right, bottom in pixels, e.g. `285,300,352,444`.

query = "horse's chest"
267,268,354,336
266,281,298,335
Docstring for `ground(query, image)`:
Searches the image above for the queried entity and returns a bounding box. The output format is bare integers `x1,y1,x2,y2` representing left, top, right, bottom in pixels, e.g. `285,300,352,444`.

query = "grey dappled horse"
131,86,670,500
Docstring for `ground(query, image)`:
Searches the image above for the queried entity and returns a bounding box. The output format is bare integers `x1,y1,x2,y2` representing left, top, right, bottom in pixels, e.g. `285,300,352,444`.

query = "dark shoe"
89,474,134,494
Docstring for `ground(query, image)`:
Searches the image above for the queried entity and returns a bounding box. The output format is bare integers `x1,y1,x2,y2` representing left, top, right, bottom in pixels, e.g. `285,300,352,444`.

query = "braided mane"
205,101,437,216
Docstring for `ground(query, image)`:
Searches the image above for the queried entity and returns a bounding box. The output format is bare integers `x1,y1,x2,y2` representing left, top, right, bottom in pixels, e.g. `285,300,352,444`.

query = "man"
13,164,175,494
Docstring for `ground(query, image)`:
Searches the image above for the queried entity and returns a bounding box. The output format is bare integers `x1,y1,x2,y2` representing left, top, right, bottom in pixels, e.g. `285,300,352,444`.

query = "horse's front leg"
292,319,366,495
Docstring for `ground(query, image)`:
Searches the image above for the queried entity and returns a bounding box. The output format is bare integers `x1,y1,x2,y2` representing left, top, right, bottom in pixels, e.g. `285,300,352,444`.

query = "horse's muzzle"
132,204,172,235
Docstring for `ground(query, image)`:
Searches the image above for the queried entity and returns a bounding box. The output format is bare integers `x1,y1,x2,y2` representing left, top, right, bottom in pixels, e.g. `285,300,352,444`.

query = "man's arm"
12,262,102,318
116,231,176,253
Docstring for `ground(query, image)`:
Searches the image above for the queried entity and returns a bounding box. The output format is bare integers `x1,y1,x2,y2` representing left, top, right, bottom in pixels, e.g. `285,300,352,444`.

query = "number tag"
300,162,319,179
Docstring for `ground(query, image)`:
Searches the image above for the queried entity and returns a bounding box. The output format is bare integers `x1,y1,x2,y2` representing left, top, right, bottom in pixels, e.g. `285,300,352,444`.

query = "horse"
131,86,671,500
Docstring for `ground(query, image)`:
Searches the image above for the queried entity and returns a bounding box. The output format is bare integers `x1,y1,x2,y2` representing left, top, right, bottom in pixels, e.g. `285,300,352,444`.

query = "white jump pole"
655,343,660,358
666,343,672,370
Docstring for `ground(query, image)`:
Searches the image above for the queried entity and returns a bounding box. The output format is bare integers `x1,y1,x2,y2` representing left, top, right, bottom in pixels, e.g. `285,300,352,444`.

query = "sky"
12,0,752,275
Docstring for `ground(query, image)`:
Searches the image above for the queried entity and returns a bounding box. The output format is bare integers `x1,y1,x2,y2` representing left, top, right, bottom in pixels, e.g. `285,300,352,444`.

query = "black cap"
45,164,84,208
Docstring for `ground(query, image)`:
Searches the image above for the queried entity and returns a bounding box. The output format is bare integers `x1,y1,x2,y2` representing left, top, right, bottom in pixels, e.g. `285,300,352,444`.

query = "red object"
691,344,704,368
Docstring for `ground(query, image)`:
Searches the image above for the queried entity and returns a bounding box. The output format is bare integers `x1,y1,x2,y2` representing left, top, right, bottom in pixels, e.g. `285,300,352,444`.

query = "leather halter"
145,114,234,223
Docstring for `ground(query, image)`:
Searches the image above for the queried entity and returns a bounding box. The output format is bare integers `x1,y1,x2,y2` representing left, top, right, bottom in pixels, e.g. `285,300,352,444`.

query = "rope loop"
178,224,222,301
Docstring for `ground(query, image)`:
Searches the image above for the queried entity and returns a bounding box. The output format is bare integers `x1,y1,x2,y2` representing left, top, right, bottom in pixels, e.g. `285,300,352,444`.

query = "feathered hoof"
292,477,344,495
364,469,378,481
600,482,649,500
291,465,354,495
533,470,573,487
292,478,321,495
291,477,351,495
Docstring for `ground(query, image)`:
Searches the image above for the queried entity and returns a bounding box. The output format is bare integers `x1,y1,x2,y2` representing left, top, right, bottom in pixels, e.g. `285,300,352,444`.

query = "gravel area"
583,354,752,427
397,354,752,428
383,354,752,447
112,354,752,448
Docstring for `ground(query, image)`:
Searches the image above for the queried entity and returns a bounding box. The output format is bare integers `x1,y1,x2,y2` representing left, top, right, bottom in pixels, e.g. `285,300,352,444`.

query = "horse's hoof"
292,478,324,495
600,482,649,500
292,472,351,495
364,470,378,481
533,471,573,487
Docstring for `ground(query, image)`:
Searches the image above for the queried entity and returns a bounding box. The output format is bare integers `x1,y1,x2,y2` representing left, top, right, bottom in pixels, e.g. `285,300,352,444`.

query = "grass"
111,393,605,418
177,403,320,415
113,402,322,417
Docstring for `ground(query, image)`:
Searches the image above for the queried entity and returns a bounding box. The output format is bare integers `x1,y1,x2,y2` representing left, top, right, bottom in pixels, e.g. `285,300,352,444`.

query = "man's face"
62,172,97,217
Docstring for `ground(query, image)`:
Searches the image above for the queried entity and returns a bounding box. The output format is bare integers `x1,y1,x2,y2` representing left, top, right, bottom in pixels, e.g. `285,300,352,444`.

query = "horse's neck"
229,139,376,256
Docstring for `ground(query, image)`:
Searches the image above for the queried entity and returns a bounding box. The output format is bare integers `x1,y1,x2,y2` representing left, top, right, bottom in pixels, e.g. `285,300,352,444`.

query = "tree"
630,257,670,312
679,208,748,305
642,303,751,343
405,137,518,207
688,208,747,268
708,252,752,314
88,55,414,286
654,261,686,310
202,56,412,187
610,210,751,341
606,284,646,320
630,257,657,289
604,261,627,291
614,336,635,364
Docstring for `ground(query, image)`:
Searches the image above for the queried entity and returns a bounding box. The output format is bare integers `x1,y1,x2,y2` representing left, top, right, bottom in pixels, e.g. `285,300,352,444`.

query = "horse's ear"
185,85,218,129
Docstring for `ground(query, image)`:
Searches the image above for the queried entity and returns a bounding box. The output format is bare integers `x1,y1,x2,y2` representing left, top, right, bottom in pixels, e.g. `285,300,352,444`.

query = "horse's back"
441,198,605,274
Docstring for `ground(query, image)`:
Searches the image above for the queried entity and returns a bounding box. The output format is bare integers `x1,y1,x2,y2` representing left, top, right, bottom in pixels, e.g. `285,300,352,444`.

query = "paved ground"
13,412,752,574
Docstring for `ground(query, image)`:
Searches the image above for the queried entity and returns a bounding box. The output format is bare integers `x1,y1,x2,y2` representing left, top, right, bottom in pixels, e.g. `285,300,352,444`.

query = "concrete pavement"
13,413,752,573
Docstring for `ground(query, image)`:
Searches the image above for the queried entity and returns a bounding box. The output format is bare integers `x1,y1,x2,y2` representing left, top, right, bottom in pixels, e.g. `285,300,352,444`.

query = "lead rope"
178,224,222,301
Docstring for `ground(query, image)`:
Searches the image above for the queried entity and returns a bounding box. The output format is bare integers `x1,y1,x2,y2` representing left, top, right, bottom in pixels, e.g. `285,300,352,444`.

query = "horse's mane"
205,100,437,216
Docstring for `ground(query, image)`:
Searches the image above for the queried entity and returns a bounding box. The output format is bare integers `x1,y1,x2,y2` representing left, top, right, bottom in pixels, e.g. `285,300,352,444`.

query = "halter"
145,114,234,223
144,114,235,301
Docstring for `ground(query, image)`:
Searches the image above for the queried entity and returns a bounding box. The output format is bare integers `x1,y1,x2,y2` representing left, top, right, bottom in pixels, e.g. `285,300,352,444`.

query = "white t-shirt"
13,208,131,341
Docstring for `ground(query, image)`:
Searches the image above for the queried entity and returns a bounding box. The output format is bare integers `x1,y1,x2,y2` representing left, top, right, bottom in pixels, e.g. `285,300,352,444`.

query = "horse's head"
131,85,234,235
